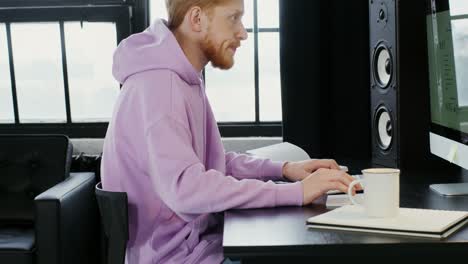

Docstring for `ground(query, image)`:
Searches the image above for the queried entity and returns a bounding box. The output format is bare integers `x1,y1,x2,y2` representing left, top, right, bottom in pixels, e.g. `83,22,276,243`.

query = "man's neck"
173,29,207,72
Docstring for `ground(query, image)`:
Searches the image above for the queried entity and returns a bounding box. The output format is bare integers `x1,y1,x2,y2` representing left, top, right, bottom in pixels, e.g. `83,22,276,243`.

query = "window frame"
146,0,282,137
0,5,131,138
0,0,132,7
0,0,282,138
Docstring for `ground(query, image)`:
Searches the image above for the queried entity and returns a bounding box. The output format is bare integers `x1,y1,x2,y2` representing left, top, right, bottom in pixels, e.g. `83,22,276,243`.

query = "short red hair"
165,0,229,30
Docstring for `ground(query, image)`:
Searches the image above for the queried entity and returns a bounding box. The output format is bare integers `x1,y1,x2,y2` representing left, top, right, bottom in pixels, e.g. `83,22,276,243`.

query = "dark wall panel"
280,0,329,158
328,0,371,163
280,0,371,171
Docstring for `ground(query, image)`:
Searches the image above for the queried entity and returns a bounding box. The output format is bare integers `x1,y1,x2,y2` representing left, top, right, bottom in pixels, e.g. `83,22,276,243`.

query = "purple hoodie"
101,19,303,264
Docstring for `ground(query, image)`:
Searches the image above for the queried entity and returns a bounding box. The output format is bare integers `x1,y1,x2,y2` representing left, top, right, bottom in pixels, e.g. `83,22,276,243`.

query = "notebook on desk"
307,205,468,239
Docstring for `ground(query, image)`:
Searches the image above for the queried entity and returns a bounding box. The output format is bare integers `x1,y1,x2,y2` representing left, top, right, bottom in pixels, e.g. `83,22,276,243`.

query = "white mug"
347,168,400,218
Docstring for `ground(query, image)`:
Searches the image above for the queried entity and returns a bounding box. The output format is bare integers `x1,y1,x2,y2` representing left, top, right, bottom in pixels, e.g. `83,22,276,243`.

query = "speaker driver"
377,1,388,26
375,106,393,151
373,44,393,88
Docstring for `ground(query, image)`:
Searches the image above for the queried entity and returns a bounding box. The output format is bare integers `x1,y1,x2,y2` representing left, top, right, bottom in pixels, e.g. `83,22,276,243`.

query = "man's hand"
301,168,359,205
282,159,341,182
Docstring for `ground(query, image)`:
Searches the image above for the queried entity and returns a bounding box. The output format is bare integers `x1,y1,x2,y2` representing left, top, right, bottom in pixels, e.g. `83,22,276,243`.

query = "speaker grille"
373,43,393,89
374,105,393,151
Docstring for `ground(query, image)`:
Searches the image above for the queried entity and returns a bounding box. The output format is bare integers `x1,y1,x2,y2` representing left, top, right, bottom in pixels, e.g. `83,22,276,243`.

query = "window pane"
450,0,468,16
11,23,66,123
451,19,468,106
65,22,119,122
257,0,279,28
244,0,254,29
205,33,255,122
259,33,282,121
150,0,168,22
0,23,14,123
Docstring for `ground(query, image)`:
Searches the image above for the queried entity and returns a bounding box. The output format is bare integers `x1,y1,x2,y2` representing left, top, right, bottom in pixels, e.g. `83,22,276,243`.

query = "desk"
223,183,468,262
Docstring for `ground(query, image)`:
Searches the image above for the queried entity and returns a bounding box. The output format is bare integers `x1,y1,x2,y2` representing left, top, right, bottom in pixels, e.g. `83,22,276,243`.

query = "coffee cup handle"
347,179,364,206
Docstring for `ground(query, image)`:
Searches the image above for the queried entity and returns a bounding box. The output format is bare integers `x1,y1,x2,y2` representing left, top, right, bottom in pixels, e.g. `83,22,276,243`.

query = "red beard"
202,35,240,70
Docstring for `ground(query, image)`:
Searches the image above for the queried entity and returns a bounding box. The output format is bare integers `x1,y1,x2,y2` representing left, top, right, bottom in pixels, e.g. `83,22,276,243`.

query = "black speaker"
369,0,434,170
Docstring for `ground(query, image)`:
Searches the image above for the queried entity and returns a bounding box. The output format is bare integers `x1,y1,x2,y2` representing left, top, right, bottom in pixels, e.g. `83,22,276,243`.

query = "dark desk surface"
223,182,468,258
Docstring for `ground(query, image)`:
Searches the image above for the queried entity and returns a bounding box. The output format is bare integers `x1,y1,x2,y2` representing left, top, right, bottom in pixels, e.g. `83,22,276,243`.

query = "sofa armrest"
34,172,100,264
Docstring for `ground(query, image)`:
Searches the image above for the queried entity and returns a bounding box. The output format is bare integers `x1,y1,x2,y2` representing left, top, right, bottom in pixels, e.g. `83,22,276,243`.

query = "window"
0,23,14,123
11,22,67,123
150,0,282,133
0,6,131,137
0,1,281,137
150,0,168,22
258,32,281,121
64,22,119,122
205,32,256,122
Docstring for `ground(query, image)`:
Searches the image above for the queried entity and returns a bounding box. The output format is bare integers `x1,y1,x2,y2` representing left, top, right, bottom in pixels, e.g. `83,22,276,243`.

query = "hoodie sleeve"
224,152,287,182
145,115,303,221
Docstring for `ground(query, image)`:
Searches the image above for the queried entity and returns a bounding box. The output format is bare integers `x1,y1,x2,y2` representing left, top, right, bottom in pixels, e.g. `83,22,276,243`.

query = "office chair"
95,182,129,264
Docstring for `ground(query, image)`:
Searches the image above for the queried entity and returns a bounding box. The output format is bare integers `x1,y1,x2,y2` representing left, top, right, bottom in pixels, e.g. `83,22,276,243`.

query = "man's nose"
237,24,248,41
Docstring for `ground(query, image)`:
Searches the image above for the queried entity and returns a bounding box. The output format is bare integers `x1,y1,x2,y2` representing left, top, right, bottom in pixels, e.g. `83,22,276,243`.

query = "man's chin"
210,59,234,70
211,64,234,70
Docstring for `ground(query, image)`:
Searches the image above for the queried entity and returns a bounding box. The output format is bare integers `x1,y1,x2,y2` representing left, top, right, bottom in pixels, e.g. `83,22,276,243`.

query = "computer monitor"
426,0,468,195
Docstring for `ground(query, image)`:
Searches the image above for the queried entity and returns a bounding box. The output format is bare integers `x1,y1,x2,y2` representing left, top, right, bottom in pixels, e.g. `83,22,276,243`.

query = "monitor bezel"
431,123,468,146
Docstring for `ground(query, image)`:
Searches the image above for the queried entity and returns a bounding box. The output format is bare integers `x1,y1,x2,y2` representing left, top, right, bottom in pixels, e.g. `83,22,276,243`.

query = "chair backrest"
95,182,129,264
0,134,72,225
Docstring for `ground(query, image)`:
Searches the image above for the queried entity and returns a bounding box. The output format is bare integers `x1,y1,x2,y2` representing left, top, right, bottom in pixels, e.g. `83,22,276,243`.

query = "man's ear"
187,6,203,32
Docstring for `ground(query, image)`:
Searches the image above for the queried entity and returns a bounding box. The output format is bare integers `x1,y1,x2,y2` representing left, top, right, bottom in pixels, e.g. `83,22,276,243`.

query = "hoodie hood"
112,19,201,85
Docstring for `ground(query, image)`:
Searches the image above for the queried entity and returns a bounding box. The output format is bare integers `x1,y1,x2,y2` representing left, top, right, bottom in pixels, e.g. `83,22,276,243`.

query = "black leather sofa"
0,135,100,264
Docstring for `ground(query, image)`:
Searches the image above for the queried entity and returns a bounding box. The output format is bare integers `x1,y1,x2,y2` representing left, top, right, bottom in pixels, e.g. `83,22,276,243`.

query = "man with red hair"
102,0,357,263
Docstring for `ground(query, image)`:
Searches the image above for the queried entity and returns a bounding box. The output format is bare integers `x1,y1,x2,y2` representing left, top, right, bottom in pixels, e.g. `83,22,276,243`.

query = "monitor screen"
427,0,468,170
